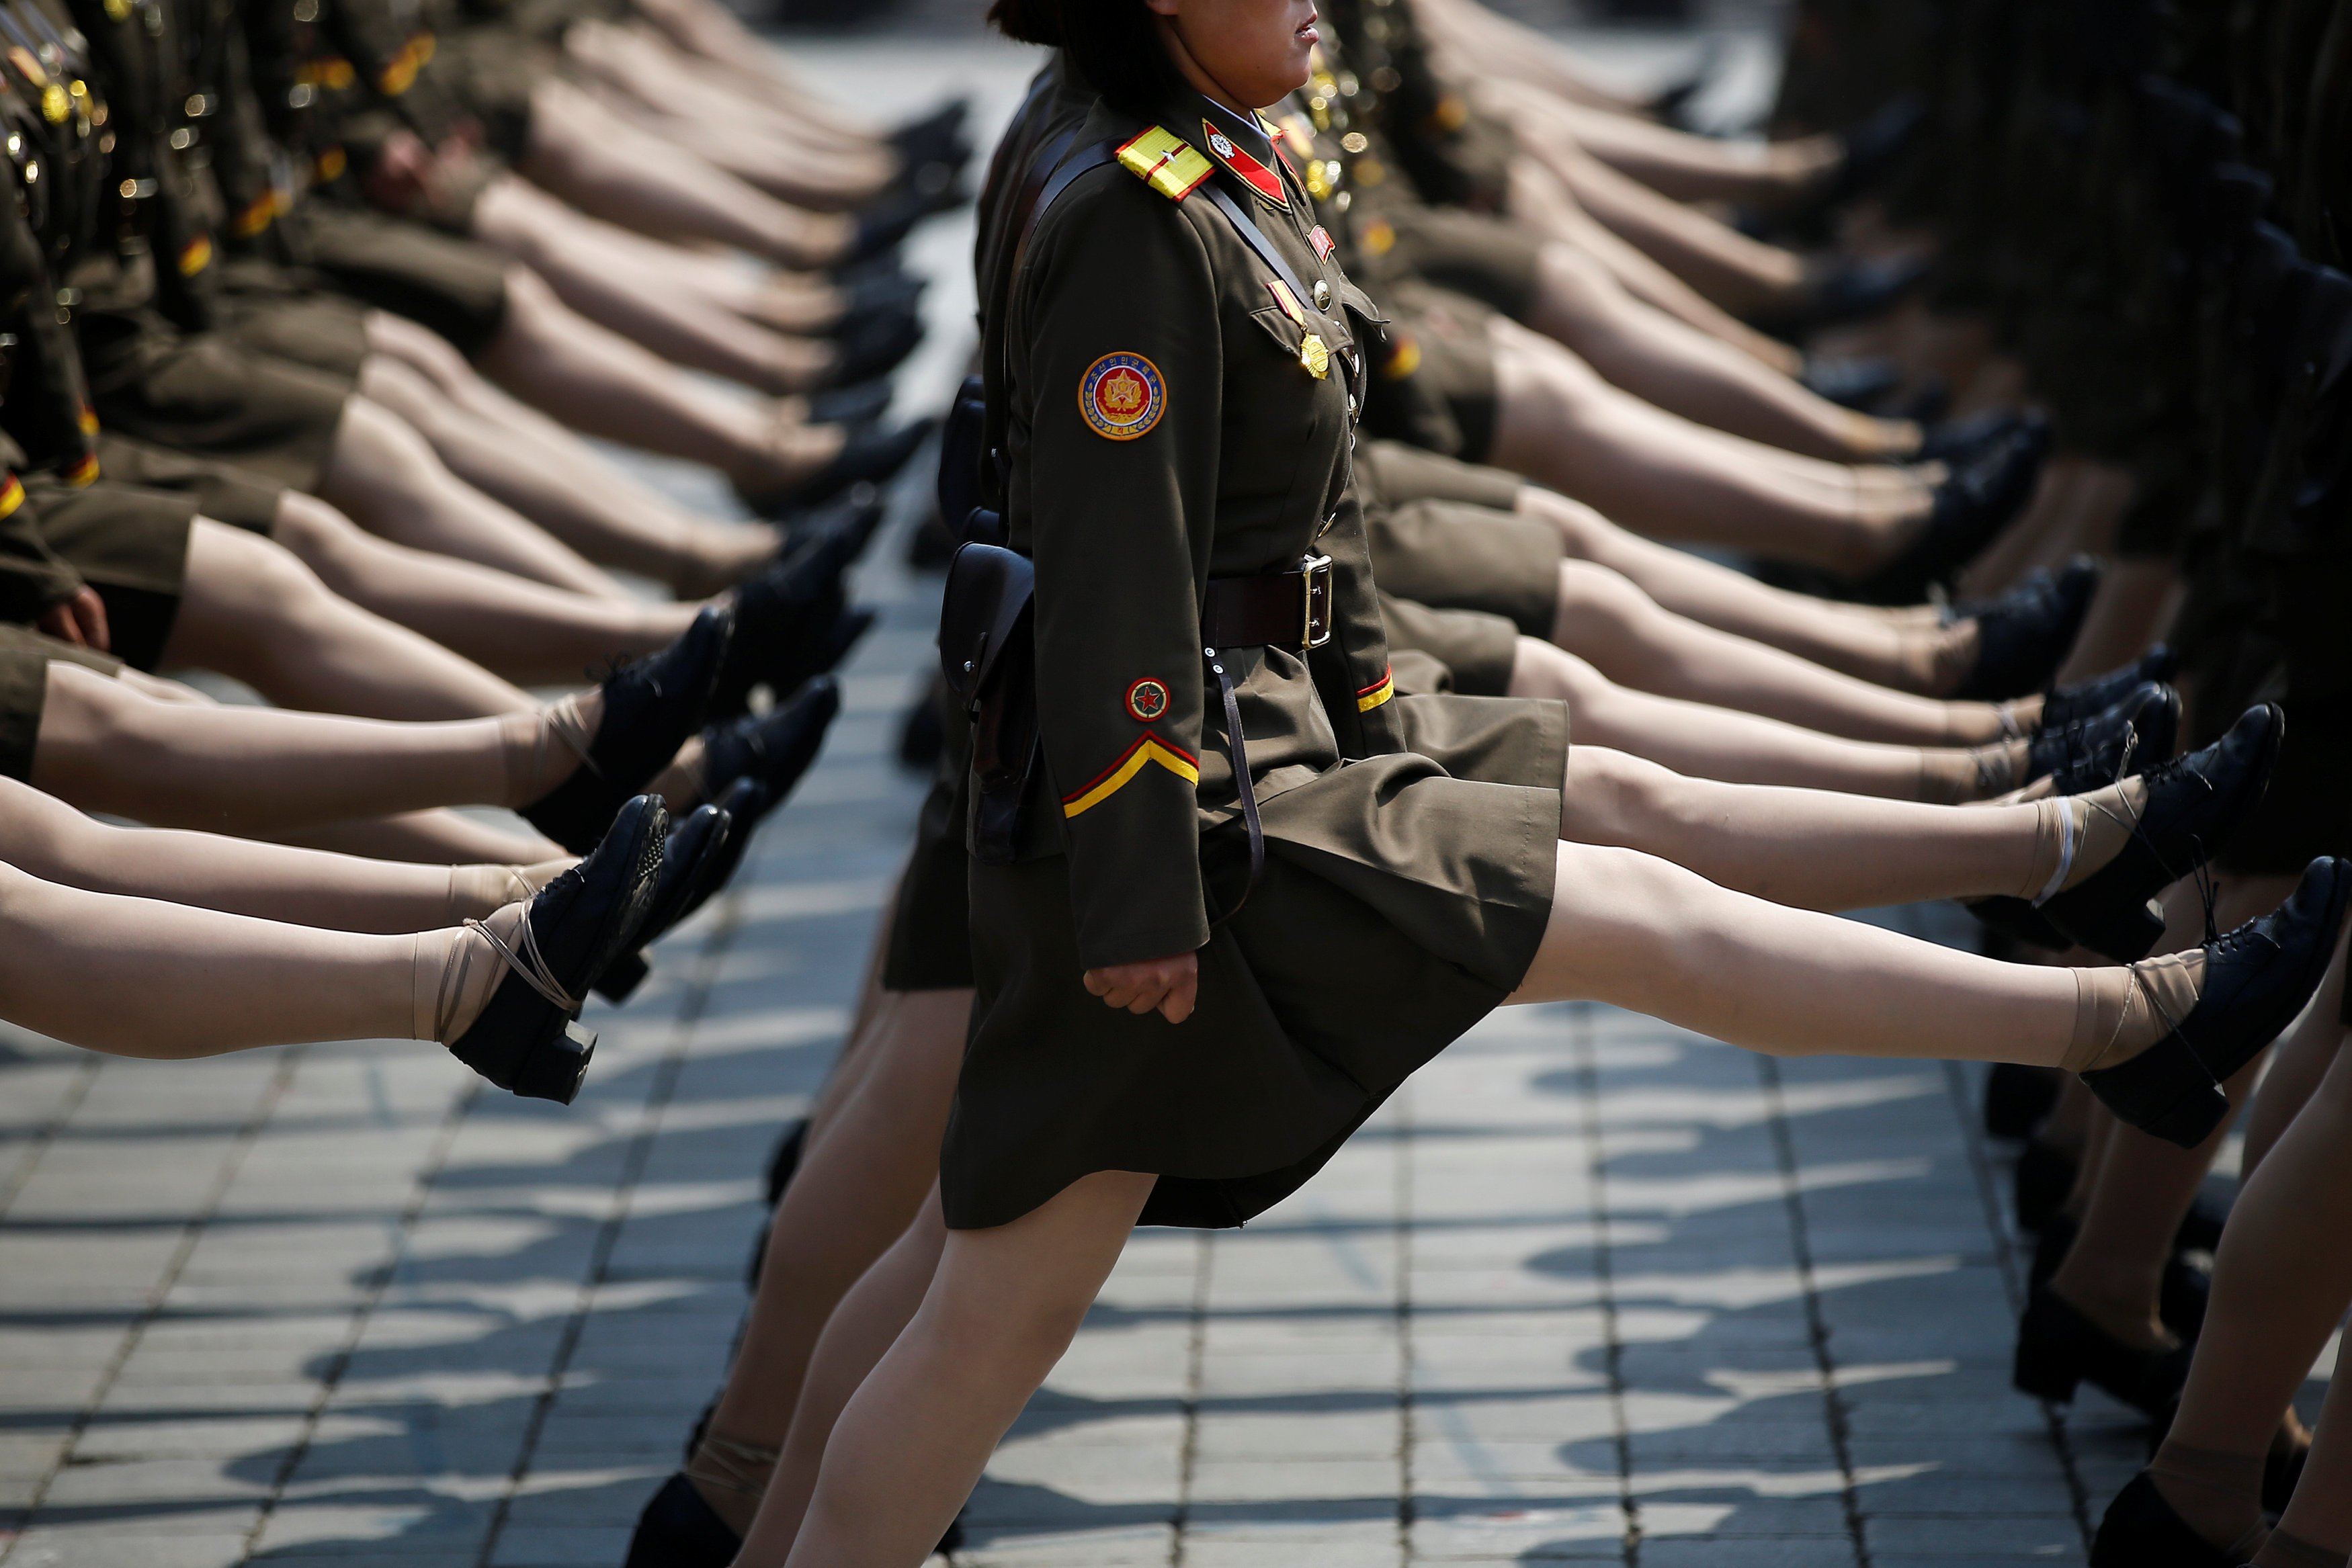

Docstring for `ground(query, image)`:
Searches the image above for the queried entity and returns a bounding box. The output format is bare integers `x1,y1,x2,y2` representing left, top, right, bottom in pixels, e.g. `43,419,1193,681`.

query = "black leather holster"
939,539,1038,864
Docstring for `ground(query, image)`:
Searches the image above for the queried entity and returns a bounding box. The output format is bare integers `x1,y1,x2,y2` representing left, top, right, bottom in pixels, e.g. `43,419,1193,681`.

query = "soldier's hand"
1083,951,1199,1025
37,587,110,652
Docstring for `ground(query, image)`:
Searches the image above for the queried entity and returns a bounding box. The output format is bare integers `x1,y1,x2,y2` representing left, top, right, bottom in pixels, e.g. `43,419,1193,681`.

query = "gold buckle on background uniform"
1302,553,1333,648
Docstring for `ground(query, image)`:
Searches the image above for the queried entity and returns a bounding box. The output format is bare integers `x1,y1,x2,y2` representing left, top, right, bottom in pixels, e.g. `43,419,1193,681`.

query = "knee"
1519,486,1605,554
1507,638,1604,705
267,492,367,562
364,311,475,390
1564,744,1681,829
0,773,103,872
1555,560,1655,640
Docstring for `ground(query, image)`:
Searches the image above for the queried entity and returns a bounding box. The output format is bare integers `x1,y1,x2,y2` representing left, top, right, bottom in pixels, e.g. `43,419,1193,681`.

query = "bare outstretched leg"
317,395,629,600
0,775,562,932
266,494,703,686
1505,642,2011,799
1484,322,1932,573
170,519,540,720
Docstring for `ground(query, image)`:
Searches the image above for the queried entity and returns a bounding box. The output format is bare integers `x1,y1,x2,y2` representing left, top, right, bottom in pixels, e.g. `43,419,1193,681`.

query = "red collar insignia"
1308,225,1335,261
1201,119,1288,208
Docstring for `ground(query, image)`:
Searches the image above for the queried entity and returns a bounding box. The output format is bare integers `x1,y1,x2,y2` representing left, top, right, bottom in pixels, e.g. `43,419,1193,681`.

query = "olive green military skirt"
93,436,290,536
212,290,374,381
1370,497,1563,636
1378,592,1521,697
18,477,210,672
83,322,351,493
880,699,977,994
943,695,1566,1231
1359,439,1524,513
1389,283,1504,464
1385,207,1547,322
297,207,513,357
0,625,122,781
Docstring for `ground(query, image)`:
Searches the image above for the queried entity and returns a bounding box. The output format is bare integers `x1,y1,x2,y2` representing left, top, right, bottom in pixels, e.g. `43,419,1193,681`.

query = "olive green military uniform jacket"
941,87,1564,1234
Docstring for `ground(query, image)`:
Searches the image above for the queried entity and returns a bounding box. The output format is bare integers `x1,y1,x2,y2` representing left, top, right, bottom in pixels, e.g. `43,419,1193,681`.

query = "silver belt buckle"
1301,553,1334,649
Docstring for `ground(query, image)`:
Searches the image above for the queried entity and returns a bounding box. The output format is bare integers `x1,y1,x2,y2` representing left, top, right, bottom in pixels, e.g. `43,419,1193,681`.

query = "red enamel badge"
1125,678,1171,722
1080,353,1166,441
1202,120,1288,207
1308,225,1336,261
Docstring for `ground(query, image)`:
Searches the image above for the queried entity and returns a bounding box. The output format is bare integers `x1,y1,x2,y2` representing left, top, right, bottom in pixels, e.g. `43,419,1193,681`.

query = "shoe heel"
2052,894,2166,964
594,951,650,1005
513,1018,597,1105
2011,1333,2081,1403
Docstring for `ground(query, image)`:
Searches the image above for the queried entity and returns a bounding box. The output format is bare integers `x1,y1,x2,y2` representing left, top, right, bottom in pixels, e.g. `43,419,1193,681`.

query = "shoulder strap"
981,134,1114,513
1197,181,1313,317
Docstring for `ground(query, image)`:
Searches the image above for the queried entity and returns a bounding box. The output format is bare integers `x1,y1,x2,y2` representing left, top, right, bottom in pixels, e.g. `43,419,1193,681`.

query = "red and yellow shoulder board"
1116,126,1213,202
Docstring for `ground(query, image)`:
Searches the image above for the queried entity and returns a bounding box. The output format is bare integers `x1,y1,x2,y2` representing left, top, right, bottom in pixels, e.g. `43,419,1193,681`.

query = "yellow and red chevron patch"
1062,734,1200,818
1356,665,1394,712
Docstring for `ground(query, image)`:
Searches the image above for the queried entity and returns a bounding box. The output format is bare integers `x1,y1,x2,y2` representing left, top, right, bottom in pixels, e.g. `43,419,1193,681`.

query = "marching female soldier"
754,6,2348,1563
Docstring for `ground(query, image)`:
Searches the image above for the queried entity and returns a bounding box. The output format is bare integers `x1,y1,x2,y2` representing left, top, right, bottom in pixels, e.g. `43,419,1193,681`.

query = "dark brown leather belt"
1199,553,1334,652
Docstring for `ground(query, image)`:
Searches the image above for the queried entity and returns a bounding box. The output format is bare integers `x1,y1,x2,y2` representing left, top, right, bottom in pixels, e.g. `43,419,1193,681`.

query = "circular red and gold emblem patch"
1125,677,1171,722
1080,353,1166,441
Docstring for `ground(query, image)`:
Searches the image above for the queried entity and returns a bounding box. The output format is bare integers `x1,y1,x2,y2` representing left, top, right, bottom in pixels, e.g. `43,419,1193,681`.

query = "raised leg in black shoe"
436,795,670,1101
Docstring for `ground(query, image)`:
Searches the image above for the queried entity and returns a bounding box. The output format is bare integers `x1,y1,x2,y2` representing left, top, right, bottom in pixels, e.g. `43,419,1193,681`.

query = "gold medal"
1298,333,1330,380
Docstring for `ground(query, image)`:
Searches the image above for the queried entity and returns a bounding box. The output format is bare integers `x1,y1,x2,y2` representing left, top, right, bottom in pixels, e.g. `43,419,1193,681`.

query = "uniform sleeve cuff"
1075,913,1212,975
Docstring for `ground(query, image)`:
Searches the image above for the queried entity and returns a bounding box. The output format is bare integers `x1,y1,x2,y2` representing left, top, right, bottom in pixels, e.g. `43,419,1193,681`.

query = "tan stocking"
497,692,602,807
2148,1441,2270,1561
685,1430,780,1534
2063,952,2206,1073
443,860,571,924
1917,738,2029,803
2252,1532,2347,1568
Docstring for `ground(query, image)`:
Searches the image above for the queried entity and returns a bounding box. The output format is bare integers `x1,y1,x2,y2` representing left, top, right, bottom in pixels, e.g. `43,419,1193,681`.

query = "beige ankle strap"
431,914,578,1043
2030,797,2081,906
685,1432,780,1502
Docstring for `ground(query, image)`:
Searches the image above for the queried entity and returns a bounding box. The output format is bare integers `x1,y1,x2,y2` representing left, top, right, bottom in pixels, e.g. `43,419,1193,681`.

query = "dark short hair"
986,0,1062,46
1052,0,1191,118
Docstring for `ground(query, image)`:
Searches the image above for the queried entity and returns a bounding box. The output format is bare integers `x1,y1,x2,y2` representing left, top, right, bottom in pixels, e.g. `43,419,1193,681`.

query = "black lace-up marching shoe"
2013,1283,2193,1413
825,304,926,389
446,795,668,1103
2040,705,2283,962
2082,857,2352,1147
521,607,731,855
2089,1473,2252,1568
845,163,969,264
1915,407,2036,465
623,1472,741,1568
1851,421,2050,603
2028,1216,2210,1338
698,678,844,832
1798,353,1902,409
1966,683,2177,953
1954,557,2099,699
744,417,938,518
2028,681,2178,789
714,522,871,718
886,97,970,164
2042,646,2183,730
593,801,737,1005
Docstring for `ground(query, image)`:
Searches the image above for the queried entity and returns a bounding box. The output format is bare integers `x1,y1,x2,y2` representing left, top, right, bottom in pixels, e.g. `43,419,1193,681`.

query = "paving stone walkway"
0,25,2282,1568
